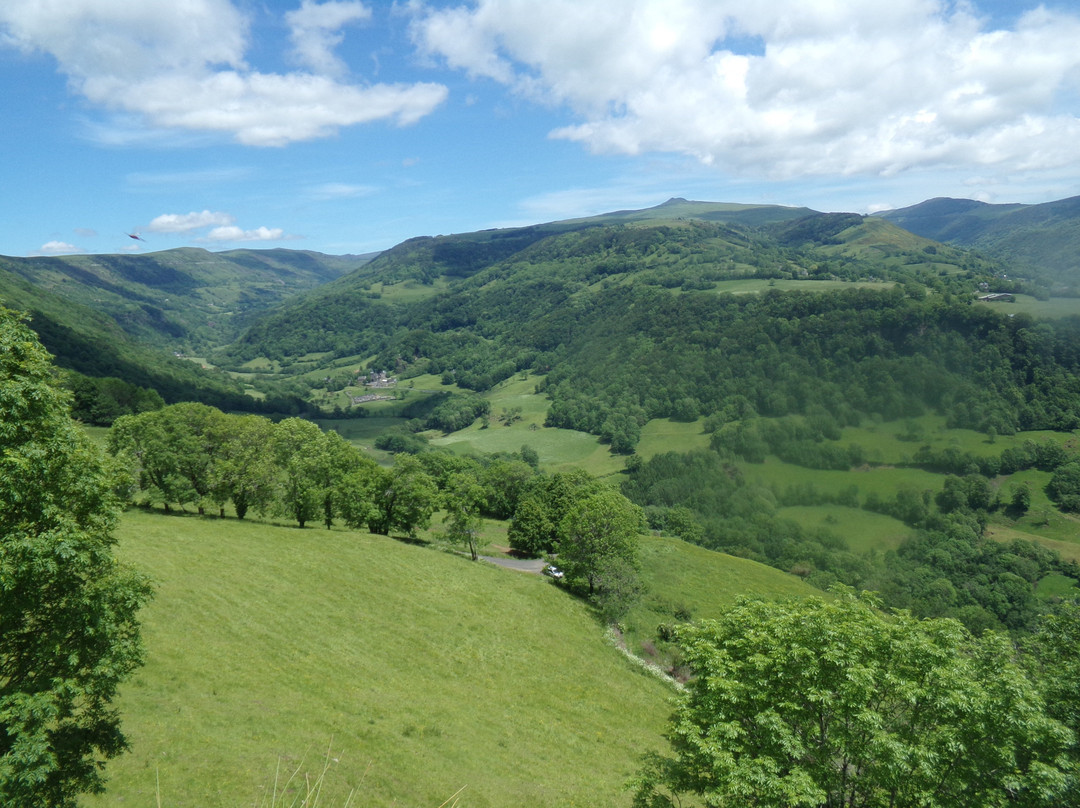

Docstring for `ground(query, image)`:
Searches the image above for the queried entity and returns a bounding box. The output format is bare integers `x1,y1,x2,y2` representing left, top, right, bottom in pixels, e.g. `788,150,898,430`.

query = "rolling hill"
877,195,1080,289
0,247,371,351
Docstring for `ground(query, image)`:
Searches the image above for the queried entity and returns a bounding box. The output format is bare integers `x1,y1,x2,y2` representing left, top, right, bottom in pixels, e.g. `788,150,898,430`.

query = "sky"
2,0,1080,258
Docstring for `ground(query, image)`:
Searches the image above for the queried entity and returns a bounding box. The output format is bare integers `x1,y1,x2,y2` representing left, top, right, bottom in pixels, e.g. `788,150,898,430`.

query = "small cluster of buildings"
358,369,396,388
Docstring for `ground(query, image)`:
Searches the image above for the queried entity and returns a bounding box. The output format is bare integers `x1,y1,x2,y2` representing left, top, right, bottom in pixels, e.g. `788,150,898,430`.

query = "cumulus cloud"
287,0,371,76
203,225,287,242
146,210,235,234
35,240,84,256
0,0,446,146
411,0,1080,179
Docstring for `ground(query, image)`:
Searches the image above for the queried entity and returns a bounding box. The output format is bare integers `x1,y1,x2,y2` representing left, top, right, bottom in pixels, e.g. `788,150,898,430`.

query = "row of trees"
107,405,646,607
109,404,444,534
109,402,650,619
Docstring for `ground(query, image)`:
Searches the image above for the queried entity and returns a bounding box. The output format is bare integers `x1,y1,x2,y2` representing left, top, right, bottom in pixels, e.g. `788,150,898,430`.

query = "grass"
622,534,817,654
87,507,820,807
709,279,893,295
776,506,913,553
89,510,679,807
1035,572,1080,600
421,374,628,477
996,295,1080,320
636,418,710,460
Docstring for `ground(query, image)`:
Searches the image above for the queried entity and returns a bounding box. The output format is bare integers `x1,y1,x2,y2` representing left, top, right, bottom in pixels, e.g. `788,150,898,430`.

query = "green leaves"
557,489,643,596
635,591,1074,808
2,307,151,807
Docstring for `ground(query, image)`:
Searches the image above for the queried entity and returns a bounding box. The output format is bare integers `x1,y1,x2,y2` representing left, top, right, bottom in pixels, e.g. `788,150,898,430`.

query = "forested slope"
880,195,1080,291
219,210,1046,449
0,247,368,350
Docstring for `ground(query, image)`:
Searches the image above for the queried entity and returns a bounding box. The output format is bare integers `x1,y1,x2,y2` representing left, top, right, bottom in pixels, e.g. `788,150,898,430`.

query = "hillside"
0,263,257,412
86,509,814,807
878,195,1080,290
0,247,369,351
217,205,1011,444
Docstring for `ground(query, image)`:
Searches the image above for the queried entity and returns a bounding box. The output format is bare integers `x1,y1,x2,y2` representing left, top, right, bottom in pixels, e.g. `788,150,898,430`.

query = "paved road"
480,556,546,574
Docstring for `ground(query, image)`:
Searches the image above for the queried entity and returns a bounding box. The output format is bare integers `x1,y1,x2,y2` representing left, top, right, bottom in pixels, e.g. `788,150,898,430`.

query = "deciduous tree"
633,591,1073,808
1,308,152,807
442,472,486,560
367,454,438,537
557,489,642,594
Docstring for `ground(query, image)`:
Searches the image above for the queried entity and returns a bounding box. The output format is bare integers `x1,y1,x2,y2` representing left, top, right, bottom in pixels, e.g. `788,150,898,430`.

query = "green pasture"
432,421,622,477
839,416,1072,464
418,374,626,476
709,278,893,295
991,295,1080,320
987,525,1080,564
623,534,816,654
89,509,676,808
776,506,913,553
747,457,942,501
1035,572,1080,600
636,418,710,460
370,278,450,303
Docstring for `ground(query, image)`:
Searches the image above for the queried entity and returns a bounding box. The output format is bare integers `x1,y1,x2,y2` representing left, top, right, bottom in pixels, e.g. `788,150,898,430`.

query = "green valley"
6,196,1080,806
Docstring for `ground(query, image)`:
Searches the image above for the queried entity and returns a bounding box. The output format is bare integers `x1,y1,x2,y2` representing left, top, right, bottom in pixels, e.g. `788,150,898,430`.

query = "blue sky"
2,0,1079,258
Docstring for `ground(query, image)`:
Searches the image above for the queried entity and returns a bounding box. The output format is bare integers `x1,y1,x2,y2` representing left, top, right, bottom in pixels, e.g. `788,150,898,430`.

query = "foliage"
0,308,152,807
65,371,164,425
109,405,377,528
1046,461,1080,512
633,591,1074,808
507,469,602,557
441,472,486,560
557,489,644,596
366,454,438,537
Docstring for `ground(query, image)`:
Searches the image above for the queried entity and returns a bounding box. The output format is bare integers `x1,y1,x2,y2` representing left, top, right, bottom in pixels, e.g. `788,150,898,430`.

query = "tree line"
107,403,647,619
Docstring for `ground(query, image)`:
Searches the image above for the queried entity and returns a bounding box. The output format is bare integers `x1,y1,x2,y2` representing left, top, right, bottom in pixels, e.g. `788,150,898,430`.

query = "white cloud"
307,182,379,200
126,167,255,188
35,241,84,255
0,0,447,146
286,0,371,76
411,0,1080,179
203,225,287,242
146,210,235,234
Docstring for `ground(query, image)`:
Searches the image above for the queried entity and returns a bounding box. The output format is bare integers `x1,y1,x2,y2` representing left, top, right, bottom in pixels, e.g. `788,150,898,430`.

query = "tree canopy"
633,591,1074,808
1,307,151,807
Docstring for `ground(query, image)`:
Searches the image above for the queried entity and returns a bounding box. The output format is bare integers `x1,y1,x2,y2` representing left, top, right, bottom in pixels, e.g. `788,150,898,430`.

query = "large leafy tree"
315,430,376,529
557,489,643,594
271,417,327,528
442,471,486,560
634,591,1074,808
366,454,438,537
209,413,277,519
1,308,152,807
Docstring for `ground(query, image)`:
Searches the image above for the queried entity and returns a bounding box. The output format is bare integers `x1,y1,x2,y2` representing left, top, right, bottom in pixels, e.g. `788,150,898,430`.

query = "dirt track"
480,556,546,574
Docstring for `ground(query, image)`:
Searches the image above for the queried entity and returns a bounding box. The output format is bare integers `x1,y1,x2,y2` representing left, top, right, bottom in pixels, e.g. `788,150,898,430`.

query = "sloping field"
90,510,810,806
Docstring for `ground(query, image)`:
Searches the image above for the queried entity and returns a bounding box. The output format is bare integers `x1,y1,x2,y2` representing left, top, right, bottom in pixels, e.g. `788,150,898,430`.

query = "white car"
543,564,564,579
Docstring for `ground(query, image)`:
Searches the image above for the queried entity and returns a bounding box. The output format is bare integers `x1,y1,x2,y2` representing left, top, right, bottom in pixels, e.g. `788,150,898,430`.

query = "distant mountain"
218,202,990,409
562,197,819,227
877,195,1080,286
0,247,373,351
0,262,256,410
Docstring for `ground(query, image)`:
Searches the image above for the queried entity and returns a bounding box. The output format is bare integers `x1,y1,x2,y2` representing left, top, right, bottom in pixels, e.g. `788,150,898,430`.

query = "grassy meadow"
86,508,810,807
